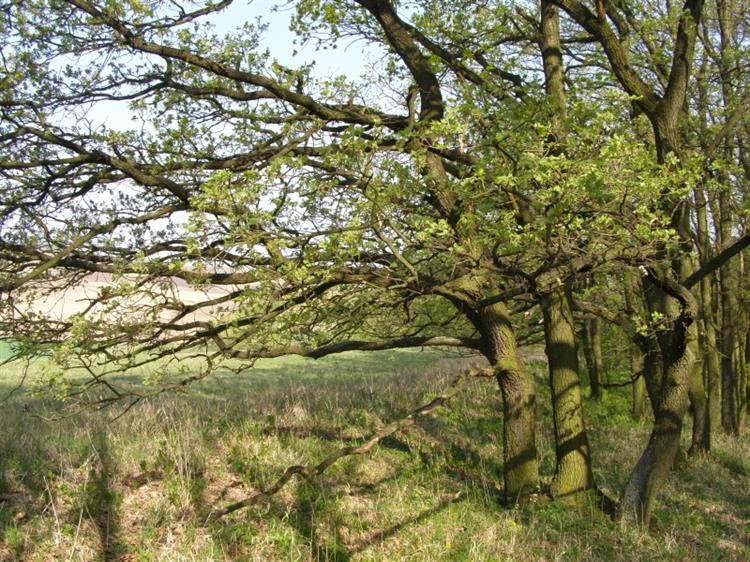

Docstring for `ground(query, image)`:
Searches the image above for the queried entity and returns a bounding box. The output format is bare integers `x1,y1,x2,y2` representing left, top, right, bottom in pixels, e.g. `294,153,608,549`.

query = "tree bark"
620,341,693,525
541,286,595,499
687,344,709,455
719,212,740,435
620,271,697,526
716,0,742,436
581,318,604,400
477,302,540,503
695,182,721,448
630,345,648,421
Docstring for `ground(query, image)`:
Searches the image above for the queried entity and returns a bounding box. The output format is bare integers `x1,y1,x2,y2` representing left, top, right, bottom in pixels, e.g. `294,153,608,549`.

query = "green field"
0,349,748,561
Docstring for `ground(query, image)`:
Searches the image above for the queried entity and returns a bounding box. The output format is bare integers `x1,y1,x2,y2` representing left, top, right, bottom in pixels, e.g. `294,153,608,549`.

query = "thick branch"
550,0,659,115
64,0,407,129
213,335,484,360
355,0,444,122
683,232,750,289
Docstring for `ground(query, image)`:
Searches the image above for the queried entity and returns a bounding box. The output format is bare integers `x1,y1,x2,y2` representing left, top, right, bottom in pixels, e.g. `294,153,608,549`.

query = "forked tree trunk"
621,340,694,525
541,286,595,499
621,271,697,526
478,302,540,503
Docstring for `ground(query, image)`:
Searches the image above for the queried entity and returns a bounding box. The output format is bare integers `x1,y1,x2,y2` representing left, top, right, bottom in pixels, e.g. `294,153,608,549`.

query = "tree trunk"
630,344,648,421
735,337,747,433
620,340,693,525
687,333,709,456
639,332,663,416
581,319,603,400
703,309,722,447
591,318,605,392
581,318,604,400
541,286,595,499
624,274,650,420
696,182,721,448
621,271,697,526
718,256,740,436
478,302,540,503
717,0,741,436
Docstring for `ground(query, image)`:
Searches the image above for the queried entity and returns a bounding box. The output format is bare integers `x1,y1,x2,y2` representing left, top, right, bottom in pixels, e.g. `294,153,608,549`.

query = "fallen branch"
206,365,494,521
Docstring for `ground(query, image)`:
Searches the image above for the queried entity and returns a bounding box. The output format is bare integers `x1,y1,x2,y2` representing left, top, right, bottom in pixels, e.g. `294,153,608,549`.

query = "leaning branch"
683,231,750,289
213,335,484,360
206,366,494,520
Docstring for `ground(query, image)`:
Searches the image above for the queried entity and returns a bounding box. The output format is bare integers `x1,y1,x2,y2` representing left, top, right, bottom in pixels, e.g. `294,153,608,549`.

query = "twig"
206,366,494,520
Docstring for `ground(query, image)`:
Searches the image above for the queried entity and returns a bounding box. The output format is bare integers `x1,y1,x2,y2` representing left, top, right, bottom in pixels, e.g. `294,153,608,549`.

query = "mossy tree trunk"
538,0,594,500
477,302,540,504
452,273,540,504
620,342,693,525
541,286,595,499
620,271,697,526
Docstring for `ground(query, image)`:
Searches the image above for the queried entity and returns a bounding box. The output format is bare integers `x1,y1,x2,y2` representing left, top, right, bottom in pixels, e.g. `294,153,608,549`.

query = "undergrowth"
0,348,747,561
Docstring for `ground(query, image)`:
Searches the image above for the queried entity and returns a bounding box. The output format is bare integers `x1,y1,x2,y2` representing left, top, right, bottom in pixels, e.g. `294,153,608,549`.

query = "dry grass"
0,347,748,561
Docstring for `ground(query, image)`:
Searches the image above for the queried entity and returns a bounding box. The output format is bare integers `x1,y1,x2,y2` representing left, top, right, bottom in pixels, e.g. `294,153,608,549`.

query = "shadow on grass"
346,492,466,555
87,430,123,562
291,481,352,562
285,480,467,561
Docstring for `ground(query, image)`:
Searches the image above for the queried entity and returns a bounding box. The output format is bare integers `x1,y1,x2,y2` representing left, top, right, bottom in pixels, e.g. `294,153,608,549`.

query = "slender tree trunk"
717,0,741,436
624,274,651,420
591,318,605,391
744,332,750,430
719,197,739,435
687,337,709,455
630,344,648,421
581,319,603,400
702,306,722,446
695,181,721,448
477,302,540,503
736,337,747,432
541,286,595,499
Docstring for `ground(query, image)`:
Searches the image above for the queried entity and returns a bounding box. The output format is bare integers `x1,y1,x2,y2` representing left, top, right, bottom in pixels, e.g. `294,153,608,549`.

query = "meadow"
0,346,747,561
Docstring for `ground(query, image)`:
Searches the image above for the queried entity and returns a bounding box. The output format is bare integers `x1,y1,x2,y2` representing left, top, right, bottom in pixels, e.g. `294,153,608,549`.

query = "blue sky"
91,1,369,130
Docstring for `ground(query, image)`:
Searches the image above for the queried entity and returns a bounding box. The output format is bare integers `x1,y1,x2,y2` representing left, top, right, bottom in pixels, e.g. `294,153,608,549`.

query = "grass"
0,348,748,561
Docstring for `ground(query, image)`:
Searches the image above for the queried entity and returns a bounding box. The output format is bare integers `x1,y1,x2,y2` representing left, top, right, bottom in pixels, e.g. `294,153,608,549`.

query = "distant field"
7,272,238,327
0,349,748,561
0,341,12,361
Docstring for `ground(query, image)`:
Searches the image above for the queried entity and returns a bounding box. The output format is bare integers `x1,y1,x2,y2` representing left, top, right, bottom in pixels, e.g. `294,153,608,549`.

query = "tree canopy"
1,0,748,526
